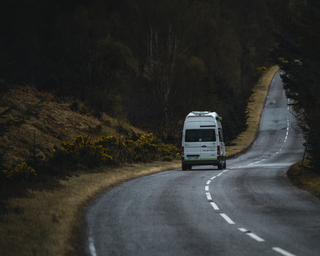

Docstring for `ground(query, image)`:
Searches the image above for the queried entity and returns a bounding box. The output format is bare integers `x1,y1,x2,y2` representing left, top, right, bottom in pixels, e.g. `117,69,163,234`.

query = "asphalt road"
81,72,320,256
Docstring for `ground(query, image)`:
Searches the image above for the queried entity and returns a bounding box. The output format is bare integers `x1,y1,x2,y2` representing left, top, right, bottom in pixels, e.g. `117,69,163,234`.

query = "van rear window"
185,129,216,142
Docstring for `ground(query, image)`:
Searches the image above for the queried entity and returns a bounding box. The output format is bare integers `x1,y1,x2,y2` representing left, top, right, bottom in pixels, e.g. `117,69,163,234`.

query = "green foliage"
2,162,37,182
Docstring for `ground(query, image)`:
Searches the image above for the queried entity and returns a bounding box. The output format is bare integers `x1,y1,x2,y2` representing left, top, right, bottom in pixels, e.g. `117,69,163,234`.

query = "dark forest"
0,0,274,140
1,0,320,171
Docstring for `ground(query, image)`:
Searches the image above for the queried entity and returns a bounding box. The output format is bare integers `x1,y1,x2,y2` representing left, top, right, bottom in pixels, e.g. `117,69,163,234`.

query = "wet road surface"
82,72,320,256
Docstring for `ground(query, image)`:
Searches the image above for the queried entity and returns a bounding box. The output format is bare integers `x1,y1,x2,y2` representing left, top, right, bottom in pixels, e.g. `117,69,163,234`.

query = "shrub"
51,135,112,167
2,162,37,182
51,133,179,166
126,133,178,163
96,135,129,163
255,67,267,75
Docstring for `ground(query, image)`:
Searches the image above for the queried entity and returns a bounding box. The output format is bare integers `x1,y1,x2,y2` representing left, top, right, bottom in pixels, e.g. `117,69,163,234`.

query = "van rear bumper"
182,159,223,166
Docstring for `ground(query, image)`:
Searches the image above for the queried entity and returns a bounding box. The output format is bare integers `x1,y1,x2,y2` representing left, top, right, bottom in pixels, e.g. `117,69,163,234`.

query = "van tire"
218,163,223,170
224,161,227,169
182,164,187,170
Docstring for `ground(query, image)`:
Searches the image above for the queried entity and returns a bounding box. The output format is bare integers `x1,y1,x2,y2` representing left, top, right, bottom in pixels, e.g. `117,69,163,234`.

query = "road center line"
220,213,235,224
203,97,297,255
238,228,265,242
210,202,219,210
272,247,296,256
247,232,265,242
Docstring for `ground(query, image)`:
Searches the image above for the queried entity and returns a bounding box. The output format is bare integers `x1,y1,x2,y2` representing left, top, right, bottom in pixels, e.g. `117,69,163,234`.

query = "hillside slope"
0,85,144,168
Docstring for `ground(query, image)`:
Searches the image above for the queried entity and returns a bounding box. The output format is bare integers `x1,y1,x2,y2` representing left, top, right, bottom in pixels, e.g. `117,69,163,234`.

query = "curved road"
81,72,320,256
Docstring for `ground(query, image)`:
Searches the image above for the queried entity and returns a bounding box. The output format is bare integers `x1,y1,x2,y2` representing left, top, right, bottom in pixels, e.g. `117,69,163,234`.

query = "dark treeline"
270,0,320,172
0,0,273,142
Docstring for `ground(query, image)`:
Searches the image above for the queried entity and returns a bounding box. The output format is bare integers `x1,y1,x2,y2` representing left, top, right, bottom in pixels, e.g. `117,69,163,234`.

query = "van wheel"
218,163,223,170
224,161,227,169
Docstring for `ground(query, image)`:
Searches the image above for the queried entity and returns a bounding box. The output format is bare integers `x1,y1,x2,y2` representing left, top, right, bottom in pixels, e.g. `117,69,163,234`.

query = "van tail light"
182,146,184,156
217,146,220,159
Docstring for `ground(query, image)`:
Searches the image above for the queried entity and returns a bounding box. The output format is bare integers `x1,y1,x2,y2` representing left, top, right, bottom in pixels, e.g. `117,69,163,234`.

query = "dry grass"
287,159,320,199
0,160,180,256
226,65,280,157
0,67,280,256
0,86,144,167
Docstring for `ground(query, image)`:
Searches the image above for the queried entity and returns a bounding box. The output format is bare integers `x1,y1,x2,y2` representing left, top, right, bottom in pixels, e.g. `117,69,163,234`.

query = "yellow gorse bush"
2,162,37,181
126,133,178,162
59,135,112,162
255,67,267,74
129,133,160,162
52,133,178,165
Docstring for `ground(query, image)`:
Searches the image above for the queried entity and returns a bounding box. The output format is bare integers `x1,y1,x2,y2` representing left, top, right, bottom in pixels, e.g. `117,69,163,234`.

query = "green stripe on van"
185,158,217,161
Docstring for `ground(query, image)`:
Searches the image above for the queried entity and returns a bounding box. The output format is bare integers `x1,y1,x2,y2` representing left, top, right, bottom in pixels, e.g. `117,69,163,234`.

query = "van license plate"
188,156,198,159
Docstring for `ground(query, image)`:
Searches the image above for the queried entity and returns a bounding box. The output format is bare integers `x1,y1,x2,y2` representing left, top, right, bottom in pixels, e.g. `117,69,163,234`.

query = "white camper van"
181,111,226,170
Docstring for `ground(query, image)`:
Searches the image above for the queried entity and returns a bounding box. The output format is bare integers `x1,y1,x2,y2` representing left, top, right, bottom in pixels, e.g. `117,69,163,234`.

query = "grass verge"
0,160,180,256
0,65,280,256
226,65,279,158
287,159,320,199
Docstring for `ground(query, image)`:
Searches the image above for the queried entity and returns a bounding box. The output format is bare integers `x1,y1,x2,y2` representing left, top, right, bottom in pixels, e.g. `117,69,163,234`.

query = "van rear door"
184,128,201,160
184,122,216,161
199,123,217,160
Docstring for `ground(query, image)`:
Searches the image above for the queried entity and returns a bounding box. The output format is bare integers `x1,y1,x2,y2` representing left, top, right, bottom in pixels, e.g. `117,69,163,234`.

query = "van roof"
186,111,222,120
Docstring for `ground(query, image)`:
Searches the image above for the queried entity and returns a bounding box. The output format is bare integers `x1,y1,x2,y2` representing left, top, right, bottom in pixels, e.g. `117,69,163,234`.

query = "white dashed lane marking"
220,213,235,224
205,164,298,256
272,247,296,256
210,202,219,210
238,228,265,242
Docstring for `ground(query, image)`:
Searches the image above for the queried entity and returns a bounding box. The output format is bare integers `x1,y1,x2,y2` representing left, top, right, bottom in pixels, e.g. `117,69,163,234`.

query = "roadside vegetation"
0,65,279,256
1,0,320,255
287,159,320,200
226,65,279,157
269,0,320,204
0,85,181,256
270,0,320,173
